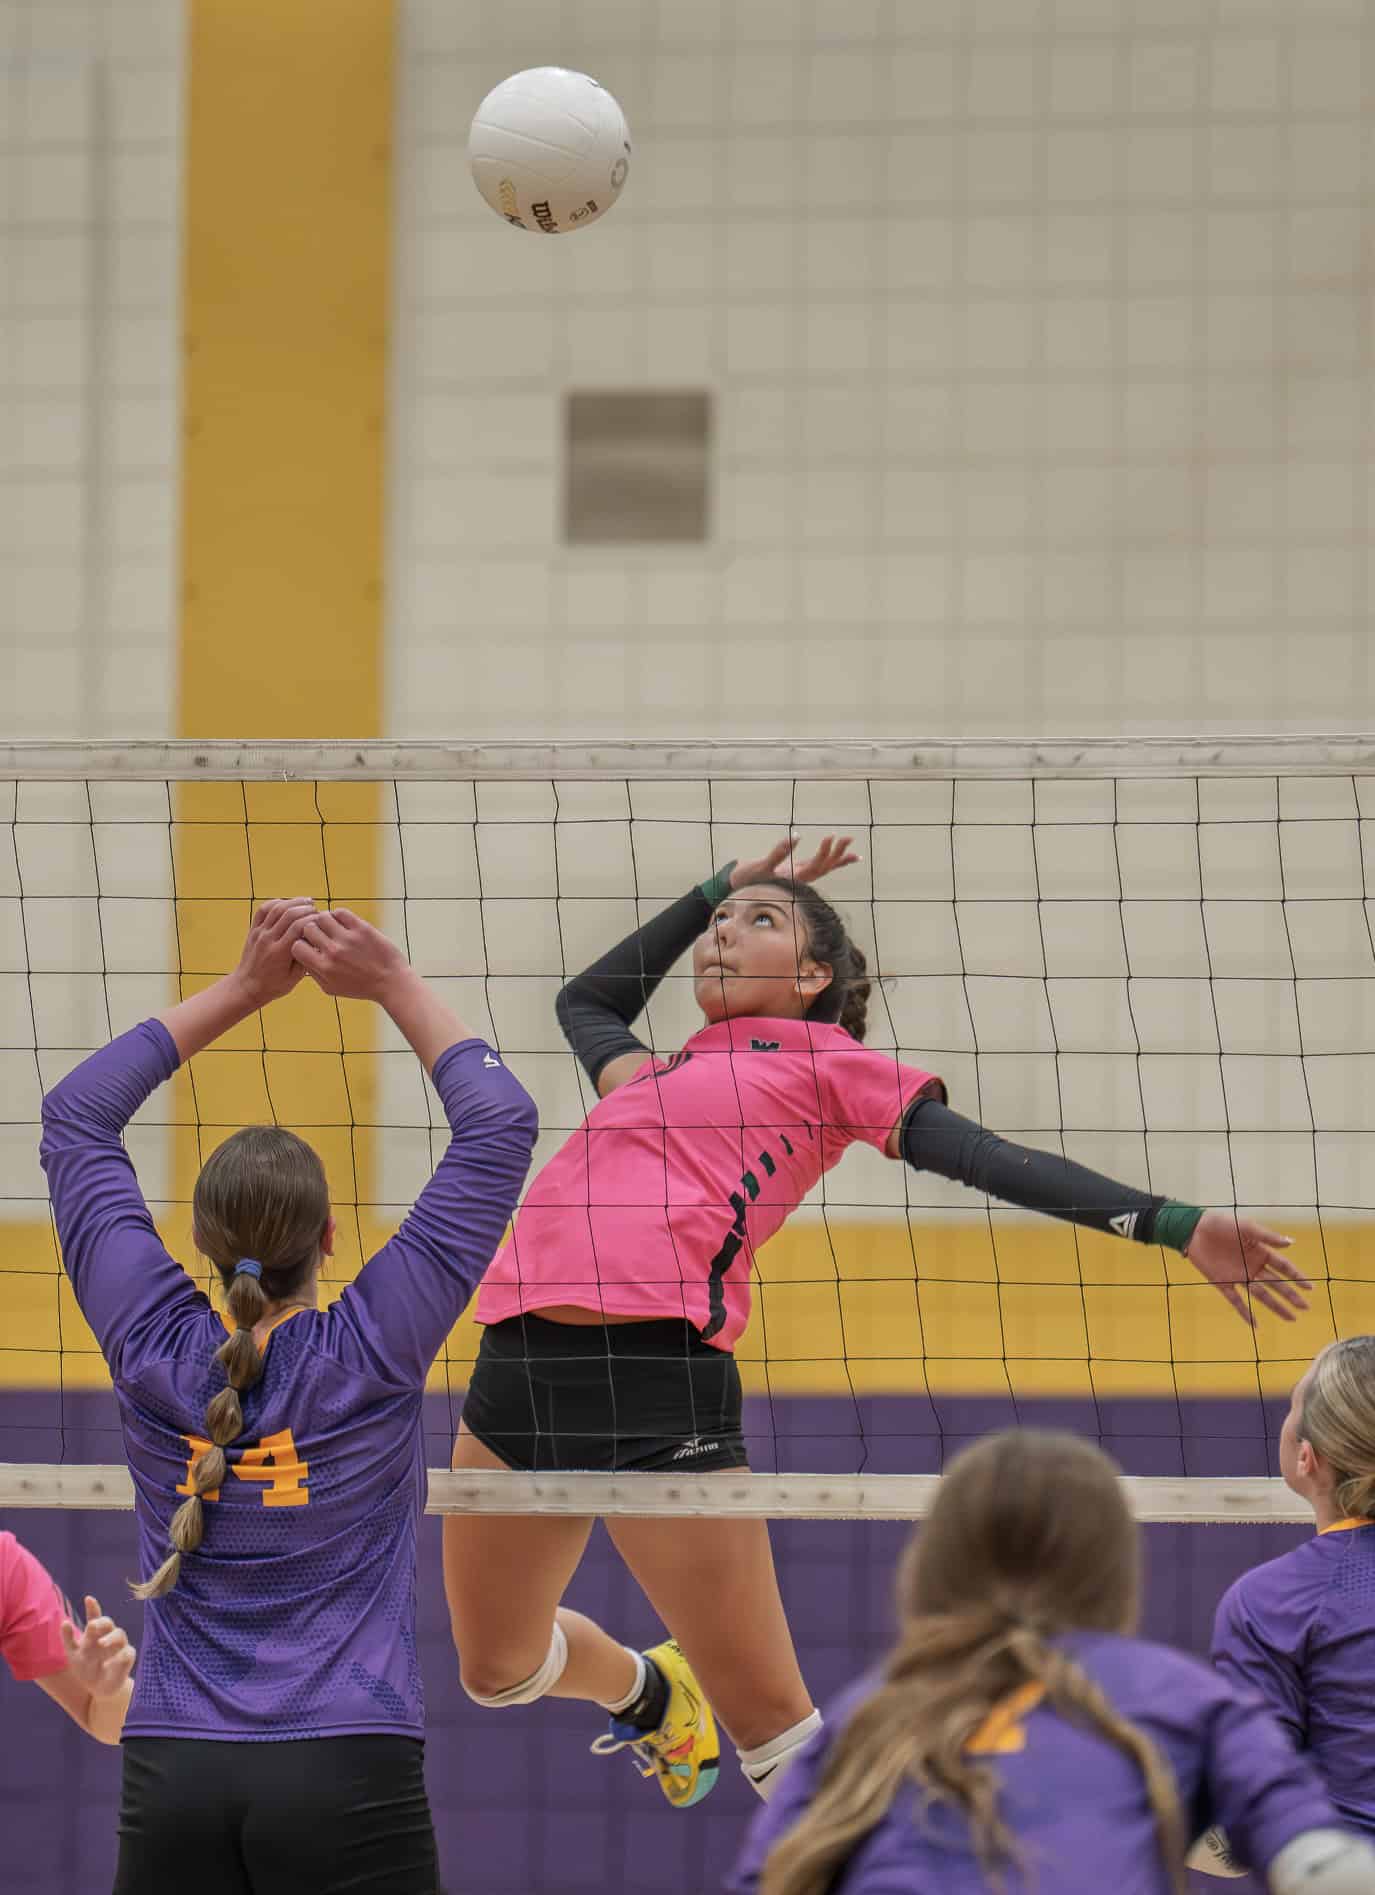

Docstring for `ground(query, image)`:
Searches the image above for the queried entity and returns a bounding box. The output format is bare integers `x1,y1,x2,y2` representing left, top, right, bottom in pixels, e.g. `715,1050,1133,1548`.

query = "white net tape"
3,738,1371,1518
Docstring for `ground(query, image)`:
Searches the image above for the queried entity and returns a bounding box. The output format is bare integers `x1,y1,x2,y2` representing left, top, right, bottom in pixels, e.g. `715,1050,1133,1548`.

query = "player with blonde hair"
1196,1337,1375,1875
731,1430,1374,1895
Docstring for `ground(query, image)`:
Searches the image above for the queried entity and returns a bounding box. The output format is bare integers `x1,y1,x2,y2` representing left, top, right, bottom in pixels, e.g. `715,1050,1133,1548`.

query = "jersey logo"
749,1038,781,1052
483,1053,502,1068
671,1437,717,1461
1109,1211,1139,1239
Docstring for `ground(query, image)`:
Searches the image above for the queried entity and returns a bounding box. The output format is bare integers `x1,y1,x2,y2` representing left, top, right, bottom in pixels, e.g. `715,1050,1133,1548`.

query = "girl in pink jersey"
0,1531,136,1743
443,837,1313,1814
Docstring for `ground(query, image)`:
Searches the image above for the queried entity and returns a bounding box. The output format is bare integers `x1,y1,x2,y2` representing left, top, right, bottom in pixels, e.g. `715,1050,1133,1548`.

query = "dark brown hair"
746,876,872,1042
132,1127,329,1600
760,1431,1188,1895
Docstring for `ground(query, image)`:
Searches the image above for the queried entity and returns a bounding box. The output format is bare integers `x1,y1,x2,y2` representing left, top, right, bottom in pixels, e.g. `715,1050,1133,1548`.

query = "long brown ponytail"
132,1126,329,1600
760,1432,1189,1895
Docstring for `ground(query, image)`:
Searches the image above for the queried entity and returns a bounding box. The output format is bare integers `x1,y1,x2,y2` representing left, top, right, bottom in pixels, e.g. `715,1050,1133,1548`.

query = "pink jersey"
0,1532,69,1683
477,1015,943,1351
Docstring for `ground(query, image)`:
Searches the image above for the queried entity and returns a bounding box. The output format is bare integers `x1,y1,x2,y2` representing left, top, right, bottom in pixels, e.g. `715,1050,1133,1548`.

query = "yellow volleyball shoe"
590,1638,720,1809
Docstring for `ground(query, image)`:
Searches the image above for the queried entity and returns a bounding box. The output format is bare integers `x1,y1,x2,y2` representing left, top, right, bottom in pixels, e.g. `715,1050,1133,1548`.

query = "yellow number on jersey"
177,1427,309,1508
233,1429,310,1507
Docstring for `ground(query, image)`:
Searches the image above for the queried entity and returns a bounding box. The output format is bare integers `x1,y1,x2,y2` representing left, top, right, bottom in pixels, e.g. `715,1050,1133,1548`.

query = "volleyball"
468,67,631,235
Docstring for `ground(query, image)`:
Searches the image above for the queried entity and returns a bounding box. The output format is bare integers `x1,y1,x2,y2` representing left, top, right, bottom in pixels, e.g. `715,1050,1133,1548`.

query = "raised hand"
233,898,317,1006
729,834,861,893
291,908,408,1001
60,1595,136,1699
1185,1210,1312,1326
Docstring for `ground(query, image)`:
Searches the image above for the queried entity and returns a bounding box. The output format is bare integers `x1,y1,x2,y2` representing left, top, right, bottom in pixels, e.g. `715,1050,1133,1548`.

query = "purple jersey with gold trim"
40,1021,536,1742
728,1632,1340,1894
1212,1519,1375,1837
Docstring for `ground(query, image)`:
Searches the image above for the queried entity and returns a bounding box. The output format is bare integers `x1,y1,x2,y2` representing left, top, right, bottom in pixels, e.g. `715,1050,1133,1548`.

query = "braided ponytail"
133,1260,268,1600
132,1125,329,1600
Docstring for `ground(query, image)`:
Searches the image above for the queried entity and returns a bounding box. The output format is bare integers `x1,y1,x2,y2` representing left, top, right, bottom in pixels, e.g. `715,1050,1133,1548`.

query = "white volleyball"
468,67,631,235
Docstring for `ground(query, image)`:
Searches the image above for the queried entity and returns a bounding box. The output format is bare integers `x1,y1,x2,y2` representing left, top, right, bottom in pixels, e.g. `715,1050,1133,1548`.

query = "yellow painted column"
172,0,395,1288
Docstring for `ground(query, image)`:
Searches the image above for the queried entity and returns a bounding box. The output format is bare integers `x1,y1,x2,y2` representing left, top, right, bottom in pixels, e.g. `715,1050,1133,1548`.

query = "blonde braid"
131,1261,267,1600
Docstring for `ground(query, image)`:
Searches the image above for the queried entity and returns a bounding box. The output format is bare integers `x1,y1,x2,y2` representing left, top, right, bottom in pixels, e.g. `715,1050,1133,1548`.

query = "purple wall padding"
1,1392,1301,1893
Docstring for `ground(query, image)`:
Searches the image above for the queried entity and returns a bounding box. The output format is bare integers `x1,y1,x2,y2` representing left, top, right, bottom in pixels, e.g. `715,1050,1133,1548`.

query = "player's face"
691,886,829,1024
1279,1355,1323,1498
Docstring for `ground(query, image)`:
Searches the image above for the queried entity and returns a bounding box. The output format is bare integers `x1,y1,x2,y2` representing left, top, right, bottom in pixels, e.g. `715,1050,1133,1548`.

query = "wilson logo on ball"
468,66,631,236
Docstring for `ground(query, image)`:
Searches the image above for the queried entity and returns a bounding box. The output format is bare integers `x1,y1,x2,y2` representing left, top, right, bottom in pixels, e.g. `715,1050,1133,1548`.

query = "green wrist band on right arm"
698,863,737,908
1152,1200,1205,1254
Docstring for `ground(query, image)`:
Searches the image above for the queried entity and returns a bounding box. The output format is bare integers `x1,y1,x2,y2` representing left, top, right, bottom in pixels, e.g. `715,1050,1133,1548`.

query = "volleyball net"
3,736,1373,1522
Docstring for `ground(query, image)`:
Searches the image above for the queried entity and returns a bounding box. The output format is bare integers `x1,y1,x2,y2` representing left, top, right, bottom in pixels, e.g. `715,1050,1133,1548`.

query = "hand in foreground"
61,1595,136,1699
729,834,861,892
234,898,317,1005
1185,1210,1312,1326
291,908,408,1001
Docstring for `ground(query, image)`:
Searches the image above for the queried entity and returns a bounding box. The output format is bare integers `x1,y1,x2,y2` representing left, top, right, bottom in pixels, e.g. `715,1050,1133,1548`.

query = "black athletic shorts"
461,1315,748,1473
113,1734,440,1895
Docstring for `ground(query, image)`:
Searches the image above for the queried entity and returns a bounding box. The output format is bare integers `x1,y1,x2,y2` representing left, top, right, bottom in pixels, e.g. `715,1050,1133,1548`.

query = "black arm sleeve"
555,884,715,1087
901,1097,1168,1244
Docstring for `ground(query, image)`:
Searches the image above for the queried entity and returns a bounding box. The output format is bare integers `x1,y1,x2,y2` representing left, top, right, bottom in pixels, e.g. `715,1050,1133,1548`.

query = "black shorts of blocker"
112,1735,440,1895
461,1315,749,1473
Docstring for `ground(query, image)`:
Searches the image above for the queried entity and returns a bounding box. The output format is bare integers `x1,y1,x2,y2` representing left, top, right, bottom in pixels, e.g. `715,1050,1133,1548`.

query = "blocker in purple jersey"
729,1633,1340,1895
40,1020,536,1743
1212,1518,1375,1839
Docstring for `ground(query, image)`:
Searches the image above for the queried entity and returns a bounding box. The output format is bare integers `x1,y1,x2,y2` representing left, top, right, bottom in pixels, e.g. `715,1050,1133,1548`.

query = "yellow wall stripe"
170,2,395,1303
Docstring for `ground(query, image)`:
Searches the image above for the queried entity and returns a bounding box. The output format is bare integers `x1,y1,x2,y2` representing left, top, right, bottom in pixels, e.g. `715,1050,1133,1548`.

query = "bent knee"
459,1622,568,1708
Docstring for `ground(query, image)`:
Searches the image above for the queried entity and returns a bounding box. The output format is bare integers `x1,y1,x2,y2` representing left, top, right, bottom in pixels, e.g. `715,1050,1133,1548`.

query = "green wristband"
1153,1201,1205,1254
698,863,737,907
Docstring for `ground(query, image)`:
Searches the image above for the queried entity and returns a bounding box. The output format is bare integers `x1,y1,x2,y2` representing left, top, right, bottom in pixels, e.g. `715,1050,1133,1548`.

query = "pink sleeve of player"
0,1532,70,1683
819,1033,947,1154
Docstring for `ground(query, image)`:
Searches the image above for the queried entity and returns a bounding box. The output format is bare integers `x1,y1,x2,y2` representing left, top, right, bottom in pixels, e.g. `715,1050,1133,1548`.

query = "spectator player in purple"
443,836,1312,1818
1196,1337,1375,1876
730,1429,1375,1895
1,1529,137,1744
39,899,537,1895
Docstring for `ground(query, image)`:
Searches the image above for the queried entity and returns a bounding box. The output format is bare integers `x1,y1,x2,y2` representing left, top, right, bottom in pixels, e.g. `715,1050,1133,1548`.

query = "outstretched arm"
896,1098,1310,1326
294,911,539,1382
556,875,729,1093
41,899,317,1369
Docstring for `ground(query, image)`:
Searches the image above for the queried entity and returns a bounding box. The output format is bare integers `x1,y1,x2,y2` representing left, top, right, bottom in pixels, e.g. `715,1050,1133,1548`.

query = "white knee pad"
463,1622,569,1709
738,1710,824,1801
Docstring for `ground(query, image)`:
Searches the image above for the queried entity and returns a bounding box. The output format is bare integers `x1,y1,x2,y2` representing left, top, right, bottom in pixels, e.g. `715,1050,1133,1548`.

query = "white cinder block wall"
387,0,1375,741
0,0,184,741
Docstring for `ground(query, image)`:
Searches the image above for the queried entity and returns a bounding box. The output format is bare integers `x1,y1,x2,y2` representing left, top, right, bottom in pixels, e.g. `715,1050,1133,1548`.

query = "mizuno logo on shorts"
671,1438,716,1461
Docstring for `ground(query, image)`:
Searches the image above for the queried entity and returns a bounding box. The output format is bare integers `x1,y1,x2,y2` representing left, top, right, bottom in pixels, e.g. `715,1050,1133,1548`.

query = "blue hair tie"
233,1259,263,1281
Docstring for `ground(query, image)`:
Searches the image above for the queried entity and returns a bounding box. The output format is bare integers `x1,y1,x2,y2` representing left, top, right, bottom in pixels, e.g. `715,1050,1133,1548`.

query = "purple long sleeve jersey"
729,1632,1342,1895
1212,1519,1375,1838
39,1020,537,1743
